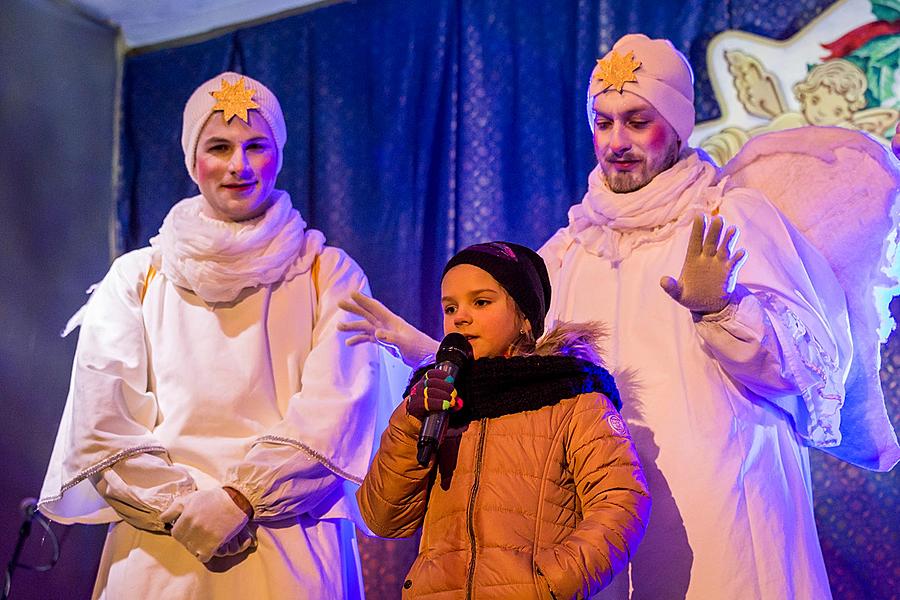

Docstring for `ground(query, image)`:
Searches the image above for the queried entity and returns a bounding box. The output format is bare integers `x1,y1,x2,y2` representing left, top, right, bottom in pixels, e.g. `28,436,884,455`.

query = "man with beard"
537,34,851,599
339,35,894,599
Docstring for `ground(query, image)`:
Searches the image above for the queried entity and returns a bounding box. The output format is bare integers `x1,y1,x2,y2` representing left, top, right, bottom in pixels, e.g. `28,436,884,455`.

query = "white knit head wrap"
587,34,695,143
181,71,287,183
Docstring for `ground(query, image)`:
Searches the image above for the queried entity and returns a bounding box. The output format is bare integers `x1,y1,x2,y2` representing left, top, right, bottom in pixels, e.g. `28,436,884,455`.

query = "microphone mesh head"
436,332,473,366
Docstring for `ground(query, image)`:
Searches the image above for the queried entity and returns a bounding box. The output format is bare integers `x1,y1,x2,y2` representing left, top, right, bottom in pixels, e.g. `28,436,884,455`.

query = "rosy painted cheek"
195,156,222,183
259,154,278,179
644,125,674,153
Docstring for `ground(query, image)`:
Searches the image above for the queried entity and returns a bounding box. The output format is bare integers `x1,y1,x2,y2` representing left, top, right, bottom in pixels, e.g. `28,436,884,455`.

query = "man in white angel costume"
339,34,900,599
39,72,393,599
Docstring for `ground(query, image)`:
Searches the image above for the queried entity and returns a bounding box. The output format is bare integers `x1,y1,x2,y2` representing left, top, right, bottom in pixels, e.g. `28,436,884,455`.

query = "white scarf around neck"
568,150,726,263
150,190,325,303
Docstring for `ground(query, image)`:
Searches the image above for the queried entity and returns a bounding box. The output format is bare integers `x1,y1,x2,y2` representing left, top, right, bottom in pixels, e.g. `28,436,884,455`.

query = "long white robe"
540,180,852,599
40,240,389,599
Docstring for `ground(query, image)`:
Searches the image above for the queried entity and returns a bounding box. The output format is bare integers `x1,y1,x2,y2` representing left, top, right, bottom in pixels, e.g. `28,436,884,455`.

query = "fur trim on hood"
532,321,608,366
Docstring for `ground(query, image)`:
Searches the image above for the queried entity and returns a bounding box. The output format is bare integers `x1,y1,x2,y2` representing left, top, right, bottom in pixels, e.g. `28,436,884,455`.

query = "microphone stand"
3,506,33,600
3,499,58,600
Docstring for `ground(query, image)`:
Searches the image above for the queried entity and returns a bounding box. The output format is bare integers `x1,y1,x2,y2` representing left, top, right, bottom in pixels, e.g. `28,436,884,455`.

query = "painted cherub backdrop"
693,0,900,163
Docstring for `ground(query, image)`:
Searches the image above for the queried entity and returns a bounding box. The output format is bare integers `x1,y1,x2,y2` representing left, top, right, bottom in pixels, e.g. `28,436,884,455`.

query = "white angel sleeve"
693,190,851,448
90,452,196,532
224,248,386,521
39,249,196,525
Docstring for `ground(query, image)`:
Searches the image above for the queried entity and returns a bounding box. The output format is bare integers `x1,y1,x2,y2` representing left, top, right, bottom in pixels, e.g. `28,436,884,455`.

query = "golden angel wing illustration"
850,107,900,136
724,49,787,119
720,126,900,471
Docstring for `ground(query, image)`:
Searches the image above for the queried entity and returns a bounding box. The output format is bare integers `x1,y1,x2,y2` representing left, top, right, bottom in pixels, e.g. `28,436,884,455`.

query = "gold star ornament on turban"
590,50,642,96
210,77,260,123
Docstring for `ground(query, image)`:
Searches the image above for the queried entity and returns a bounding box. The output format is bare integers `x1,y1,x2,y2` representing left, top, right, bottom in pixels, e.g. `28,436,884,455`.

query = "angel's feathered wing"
719,126,900,471
724,49,787,119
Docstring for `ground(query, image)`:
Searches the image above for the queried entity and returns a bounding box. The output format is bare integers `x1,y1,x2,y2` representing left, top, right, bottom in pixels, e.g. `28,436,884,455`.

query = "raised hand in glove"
406,368,463,421
660,215,747,315
159,487,249,563
337,291,439,368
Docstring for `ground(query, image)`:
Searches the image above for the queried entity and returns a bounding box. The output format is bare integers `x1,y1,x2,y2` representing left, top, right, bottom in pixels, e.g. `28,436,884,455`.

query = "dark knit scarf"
404,355,621,427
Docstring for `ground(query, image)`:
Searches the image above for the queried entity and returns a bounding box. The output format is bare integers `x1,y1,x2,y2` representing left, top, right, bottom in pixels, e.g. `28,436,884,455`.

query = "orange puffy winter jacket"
357,326,651,600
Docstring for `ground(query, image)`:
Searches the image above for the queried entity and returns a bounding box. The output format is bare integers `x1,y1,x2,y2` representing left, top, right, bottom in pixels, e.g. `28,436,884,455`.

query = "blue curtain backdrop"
119,1,897,598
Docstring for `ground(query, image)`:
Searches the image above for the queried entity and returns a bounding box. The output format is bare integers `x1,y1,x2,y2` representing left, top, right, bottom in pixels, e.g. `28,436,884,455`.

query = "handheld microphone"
416,332,473,466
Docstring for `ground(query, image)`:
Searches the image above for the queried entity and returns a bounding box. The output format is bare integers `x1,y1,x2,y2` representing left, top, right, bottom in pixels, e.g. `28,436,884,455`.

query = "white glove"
337,291,439,368
214,526,257,558
159,487,249,563
660,215,748,315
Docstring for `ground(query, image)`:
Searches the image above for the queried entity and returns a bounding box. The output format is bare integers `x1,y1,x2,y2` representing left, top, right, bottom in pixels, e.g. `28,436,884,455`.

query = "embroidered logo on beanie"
474,242,519,261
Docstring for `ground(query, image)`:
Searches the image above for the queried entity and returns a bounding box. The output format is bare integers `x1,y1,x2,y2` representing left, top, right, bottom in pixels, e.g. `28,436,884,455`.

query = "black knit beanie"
442,242,551,338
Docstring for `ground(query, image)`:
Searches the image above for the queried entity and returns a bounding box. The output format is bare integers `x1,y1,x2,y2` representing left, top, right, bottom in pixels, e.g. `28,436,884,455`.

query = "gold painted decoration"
210,77,260,123
592,50,642,95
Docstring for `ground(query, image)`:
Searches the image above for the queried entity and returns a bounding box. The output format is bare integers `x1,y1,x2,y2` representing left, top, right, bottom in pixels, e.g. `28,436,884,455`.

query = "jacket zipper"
465,419,488,600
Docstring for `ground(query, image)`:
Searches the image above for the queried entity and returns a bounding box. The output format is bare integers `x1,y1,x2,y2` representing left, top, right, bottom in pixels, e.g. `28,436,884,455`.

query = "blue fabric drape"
119,0,835,337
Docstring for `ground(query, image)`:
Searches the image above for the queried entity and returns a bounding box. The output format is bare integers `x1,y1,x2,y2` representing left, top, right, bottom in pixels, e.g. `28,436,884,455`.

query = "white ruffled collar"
150,190,325,303
568,150,725,263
